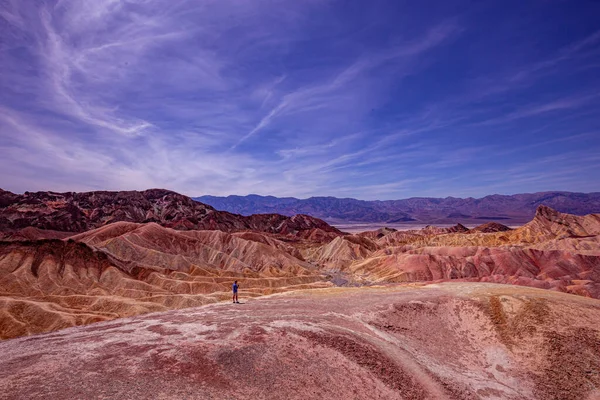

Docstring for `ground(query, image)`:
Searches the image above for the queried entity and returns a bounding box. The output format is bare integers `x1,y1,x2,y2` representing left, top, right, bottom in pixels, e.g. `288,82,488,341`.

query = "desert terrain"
0,190,599,341
3,0,600,398
1,283,599,399
0,189,599,399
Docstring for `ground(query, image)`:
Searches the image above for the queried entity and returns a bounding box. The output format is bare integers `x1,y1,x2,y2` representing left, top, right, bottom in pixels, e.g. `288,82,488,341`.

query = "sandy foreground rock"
1,282,599,400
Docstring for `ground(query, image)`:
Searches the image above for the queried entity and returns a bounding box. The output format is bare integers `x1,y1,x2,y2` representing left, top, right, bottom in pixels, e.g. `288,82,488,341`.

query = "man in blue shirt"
232,280,239,303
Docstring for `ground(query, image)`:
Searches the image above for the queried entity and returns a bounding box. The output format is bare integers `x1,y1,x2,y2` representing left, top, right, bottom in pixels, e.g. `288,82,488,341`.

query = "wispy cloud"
472,92,600,126
232,21,460,148
1,0,599,199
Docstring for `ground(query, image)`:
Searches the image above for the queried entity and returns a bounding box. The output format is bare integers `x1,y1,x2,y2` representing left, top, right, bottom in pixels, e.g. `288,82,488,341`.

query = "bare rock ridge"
1,283,600,400
469,222,512,233
0,226,72,241
196,191,600,223
0,188,340,236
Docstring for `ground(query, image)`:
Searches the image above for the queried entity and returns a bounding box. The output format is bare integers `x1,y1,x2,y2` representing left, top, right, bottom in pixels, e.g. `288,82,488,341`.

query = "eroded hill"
305,206,600,297
0,226,329,339
0,199,599,341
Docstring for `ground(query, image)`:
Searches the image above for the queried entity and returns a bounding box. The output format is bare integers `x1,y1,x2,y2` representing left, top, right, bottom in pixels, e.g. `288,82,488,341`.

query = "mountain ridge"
0,188,341,237
196,191,600,224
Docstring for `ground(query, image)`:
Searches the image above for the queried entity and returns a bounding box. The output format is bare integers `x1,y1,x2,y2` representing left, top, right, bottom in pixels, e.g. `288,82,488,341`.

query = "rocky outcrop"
520,204,600,241
302,235,379,269
350,246,600,297
470,222,512,233
422,223,469,235
358,227,398,239
70,222,317,274
0,226,72,241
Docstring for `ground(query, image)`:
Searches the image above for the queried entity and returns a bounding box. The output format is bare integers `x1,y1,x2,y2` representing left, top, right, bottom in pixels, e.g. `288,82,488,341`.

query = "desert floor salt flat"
334,223,523,233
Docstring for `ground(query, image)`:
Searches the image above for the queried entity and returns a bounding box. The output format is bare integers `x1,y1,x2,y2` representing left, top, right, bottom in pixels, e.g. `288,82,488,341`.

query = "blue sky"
1,0,599,200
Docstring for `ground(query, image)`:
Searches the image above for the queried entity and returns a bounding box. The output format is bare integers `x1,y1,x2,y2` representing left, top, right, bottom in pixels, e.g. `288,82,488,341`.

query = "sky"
1,0,600,200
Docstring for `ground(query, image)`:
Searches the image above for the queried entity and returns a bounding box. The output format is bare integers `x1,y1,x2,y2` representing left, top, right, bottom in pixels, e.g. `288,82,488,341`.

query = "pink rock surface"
1,282,599,400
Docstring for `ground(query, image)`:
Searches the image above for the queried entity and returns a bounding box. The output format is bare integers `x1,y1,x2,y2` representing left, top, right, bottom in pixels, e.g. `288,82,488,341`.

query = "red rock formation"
303,206,600,296
422,223,469,235
470,222,512,233
1,203,600,342
303,235,379,269
349,246,600,298
0,226,72,241
358,227,398,239
0,224,329,339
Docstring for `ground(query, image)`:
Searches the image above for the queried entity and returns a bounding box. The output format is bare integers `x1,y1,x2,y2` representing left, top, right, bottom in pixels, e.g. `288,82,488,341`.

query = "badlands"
1,283,599,400
0,189,599,399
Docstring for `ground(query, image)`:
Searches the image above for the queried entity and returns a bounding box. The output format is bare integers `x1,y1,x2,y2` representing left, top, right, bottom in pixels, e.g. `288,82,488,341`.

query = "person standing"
232,280,239,303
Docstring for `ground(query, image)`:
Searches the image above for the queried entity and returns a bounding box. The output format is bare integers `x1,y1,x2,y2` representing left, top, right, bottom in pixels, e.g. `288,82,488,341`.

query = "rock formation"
0,224,329,339
0,226,72,241
301,206,600,296
1,191,599,343
469,222,512,233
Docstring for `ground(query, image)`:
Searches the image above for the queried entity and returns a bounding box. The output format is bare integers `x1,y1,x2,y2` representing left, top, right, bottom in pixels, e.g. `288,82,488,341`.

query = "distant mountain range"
195,192,600,224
